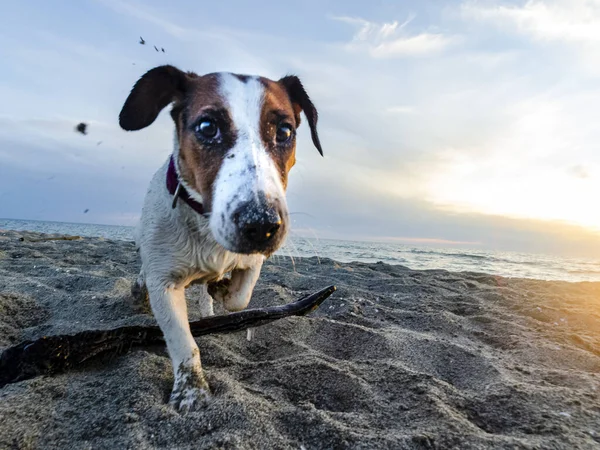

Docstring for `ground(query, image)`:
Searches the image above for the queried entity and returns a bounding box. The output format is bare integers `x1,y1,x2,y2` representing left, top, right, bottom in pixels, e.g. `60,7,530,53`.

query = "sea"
1,218,599,283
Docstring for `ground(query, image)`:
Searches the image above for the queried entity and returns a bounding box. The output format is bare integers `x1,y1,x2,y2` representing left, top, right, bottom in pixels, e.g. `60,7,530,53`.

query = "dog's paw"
169,385,210,413
169,366,211,413
207,278,231,303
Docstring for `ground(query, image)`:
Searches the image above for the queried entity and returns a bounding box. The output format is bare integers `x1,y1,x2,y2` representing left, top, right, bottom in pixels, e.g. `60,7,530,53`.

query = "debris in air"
75,123,88,135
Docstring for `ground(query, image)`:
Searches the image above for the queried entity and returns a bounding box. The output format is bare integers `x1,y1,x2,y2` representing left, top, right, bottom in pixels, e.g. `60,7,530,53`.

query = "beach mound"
1,230,599,449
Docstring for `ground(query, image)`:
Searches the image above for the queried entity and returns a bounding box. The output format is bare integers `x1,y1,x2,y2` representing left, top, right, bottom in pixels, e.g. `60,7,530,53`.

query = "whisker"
302,226,323,244
288,211,317,219
288,229,322,265
289,253,296,272
282,236,303,273
296,234,321,264
270,252,283,268
276,236,298,272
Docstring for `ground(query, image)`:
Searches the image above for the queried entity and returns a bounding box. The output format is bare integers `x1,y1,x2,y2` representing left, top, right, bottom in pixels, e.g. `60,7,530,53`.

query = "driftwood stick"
19,236,82,242
0,285,336,388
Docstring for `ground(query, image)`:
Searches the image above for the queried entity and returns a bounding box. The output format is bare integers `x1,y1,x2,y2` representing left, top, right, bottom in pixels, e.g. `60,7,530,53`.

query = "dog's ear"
119,65,190,131
278,75,323,156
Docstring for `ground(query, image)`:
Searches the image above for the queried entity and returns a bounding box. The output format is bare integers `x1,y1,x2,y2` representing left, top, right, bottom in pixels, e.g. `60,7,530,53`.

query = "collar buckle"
171,182,181,209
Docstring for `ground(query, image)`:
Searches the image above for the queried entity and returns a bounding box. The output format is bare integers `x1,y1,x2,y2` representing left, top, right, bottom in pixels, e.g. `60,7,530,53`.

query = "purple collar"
166,156,205,215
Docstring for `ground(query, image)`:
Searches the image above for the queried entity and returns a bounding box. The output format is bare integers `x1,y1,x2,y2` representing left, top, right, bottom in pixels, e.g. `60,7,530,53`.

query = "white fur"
209,74,287,250
136,157,263,412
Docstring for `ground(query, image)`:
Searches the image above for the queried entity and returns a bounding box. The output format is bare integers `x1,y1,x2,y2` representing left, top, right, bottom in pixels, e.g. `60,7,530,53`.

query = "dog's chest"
189,237,255,279
169,221,260,282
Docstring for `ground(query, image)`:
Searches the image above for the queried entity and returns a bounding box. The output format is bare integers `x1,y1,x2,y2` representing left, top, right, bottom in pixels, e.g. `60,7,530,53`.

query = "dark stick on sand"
0,285,336,388
19,236,82,242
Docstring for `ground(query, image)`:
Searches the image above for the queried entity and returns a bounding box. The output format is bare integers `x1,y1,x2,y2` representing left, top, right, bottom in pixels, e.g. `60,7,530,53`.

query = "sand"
0,230,599,449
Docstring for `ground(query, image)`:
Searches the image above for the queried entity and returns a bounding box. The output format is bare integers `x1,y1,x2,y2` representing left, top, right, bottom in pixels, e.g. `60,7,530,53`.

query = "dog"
119,65,322,412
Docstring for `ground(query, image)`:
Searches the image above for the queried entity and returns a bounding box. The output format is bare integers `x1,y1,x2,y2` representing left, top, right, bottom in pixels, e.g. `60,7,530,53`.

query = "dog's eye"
276,124,293,144
195,119,219,140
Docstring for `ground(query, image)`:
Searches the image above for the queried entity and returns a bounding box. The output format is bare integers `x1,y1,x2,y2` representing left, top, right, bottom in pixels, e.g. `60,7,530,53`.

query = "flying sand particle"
75,123,88,135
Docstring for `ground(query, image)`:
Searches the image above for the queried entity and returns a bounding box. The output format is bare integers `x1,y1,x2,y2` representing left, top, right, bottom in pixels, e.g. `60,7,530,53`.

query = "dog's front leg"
209,260,263,312
147,279,210,413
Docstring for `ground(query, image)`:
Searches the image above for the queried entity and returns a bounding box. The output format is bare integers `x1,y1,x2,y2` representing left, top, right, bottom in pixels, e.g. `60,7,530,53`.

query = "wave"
567,269,600,275
401,248,566,269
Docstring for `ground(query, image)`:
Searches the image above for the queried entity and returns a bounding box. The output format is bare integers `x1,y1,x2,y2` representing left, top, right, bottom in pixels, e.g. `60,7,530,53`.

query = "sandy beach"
1,229,599,449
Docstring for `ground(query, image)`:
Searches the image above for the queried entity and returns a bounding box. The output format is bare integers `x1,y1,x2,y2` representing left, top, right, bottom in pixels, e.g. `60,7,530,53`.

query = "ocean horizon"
1,217,599,283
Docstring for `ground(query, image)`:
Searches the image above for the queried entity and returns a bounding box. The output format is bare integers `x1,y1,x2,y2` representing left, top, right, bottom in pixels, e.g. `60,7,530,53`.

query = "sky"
1,0,600,258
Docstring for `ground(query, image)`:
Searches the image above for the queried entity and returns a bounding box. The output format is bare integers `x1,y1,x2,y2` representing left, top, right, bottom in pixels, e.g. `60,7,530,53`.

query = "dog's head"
119,66,322,256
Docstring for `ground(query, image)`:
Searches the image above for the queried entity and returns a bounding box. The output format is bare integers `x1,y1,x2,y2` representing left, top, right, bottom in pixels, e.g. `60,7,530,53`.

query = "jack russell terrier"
119,65,322,412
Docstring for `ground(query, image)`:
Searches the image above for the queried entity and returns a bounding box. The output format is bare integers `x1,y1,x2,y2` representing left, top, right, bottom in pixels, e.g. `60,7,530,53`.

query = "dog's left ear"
279,75,323,156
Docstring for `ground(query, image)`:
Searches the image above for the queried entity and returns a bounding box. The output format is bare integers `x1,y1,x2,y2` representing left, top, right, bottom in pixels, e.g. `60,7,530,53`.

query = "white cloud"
372,33,456,57
333,15,458,58
385,105,417,114
422,90,600,230
94,0,191,39
462,0,600,44
334,15,411,41
567,164,592,179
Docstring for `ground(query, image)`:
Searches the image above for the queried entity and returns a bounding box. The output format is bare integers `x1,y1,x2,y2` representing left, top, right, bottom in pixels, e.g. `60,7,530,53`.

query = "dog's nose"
232,198,283,249
240,216,281,244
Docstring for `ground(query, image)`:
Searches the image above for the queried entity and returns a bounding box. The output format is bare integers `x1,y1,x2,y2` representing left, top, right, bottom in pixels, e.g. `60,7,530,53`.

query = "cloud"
567,164,591,179
332,15,458,58
372,33,457,58
419,89,600,231
385,105,417,115
94,0,279,76
94,0,190,39
0,140,147,226
462,0,600,44
288,172,600,259
0,115,174,174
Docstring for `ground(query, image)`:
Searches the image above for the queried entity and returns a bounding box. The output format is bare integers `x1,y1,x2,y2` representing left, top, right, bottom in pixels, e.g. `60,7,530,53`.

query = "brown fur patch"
173,74,229,212
259,78,299,189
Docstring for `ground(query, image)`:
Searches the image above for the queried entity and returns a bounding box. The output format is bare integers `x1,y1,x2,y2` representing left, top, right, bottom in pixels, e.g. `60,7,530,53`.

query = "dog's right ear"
119,65,190,131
